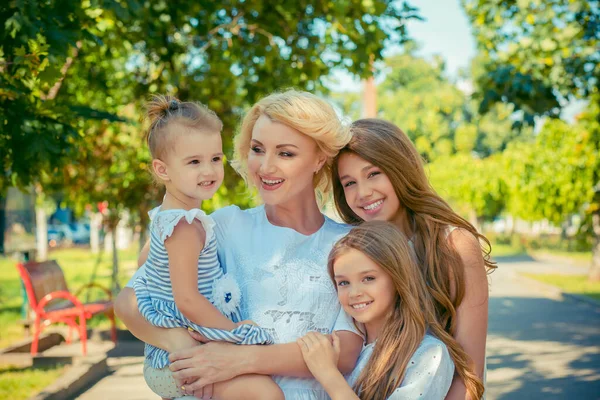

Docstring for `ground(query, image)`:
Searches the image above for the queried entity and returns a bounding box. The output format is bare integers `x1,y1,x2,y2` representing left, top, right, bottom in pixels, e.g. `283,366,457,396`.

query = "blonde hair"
328,221,484,400
332,119,496,335
232,89,350,202
144,94,223,160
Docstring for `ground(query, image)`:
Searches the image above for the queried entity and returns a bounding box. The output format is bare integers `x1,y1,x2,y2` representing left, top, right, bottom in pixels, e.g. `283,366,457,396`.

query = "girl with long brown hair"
331,118,493,399
297,221,484,399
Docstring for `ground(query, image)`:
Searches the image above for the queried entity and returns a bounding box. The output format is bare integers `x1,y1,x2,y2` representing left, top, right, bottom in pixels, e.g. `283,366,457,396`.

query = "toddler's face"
165,130,225,202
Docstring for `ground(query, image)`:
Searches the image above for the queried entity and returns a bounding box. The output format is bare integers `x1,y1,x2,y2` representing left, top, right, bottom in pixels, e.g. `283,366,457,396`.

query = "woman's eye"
212,156,222,162
280,151,295,157
189,160,200,165
251,146,263,153
368,171,380,178
364,276,375,282
337,281,349,287
343,181,355,188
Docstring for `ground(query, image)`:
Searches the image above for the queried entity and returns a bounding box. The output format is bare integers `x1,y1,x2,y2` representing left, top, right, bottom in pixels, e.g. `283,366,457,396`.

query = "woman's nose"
260,154,277,174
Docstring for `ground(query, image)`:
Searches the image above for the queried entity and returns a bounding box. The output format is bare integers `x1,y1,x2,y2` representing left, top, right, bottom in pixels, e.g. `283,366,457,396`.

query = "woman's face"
247,115,325,206
337,152,401,223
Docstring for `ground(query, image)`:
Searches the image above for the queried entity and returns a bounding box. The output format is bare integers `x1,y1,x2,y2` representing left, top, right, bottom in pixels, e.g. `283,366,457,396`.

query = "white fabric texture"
133,206,272,370
211,205,358,400
347,334,455,400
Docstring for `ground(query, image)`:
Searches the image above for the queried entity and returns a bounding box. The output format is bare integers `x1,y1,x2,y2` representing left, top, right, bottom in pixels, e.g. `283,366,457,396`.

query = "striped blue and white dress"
133,206,273,369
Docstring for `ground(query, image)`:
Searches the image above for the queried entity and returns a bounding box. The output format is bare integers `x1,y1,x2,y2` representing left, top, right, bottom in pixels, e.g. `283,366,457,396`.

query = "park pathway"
76,257,600,400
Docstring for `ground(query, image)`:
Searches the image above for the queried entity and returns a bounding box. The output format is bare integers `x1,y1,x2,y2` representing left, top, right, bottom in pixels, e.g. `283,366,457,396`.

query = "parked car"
47,223,91,246
69,223,91,244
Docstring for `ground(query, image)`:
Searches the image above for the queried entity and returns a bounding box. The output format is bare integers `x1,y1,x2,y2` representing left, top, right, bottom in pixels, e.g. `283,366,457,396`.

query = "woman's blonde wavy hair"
328,221,484,400
232,89,351,203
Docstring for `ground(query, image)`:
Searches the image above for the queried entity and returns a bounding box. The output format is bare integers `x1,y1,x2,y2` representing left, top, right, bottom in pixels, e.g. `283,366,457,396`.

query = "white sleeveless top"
347,334,455,399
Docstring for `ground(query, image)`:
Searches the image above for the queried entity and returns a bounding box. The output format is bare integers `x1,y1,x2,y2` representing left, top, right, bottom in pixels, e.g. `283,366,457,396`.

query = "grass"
0,363,67,400
488,242,591,266
0,247,140,400
0,246,139,348
489,243,527,258
523,273,600,302
528,249,592,265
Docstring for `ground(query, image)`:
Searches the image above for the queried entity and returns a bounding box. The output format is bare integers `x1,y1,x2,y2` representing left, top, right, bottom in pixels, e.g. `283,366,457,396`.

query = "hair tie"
168,99,179,111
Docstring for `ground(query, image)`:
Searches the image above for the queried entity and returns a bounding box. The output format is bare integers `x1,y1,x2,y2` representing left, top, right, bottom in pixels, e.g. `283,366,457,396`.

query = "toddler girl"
133,95,282,400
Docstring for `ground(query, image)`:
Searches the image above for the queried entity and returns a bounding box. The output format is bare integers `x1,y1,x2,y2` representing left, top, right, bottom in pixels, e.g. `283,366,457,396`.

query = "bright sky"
327,0,476,91
403,0,476,77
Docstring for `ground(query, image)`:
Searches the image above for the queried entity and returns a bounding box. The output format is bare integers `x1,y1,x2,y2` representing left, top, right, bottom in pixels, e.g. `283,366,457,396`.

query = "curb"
517,273,600,310
28,354,108,400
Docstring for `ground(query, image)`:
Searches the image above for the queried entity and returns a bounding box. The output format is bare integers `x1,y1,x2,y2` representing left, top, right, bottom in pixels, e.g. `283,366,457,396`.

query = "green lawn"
489,242,591,266
523,273,600,301
528,249,592,265
0,247,140,348
0,364,66,400
489,243,527,258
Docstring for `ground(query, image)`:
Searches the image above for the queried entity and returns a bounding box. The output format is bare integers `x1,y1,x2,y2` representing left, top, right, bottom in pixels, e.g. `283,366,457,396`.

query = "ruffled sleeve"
152,208,216,245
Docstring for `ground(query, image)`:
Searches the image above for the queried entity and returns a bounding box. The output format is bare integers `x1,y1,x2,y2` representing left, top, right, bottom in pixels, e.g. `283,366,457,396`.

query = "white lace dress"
128,205,359,399
347,334,455,399
212,205,358,399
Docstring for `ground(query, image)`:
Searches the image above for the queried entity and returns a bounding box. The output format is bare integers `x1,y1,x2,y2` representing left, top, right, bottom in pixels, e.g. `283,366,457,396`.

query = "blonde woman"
115,90,362,399
332,118,493,399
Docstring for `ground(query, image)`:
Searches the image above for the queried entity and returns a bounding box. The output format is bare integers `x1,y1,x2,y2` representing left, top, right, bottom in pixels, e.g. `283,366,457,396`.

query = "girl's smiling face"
337,152,402,223
333,248,397,342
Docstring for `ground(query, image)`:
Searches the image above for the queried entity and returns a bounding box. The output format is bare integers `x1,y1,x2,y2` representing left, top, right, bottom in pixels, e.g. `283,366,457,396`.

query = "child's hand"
235,319,258,327
297,331,341,382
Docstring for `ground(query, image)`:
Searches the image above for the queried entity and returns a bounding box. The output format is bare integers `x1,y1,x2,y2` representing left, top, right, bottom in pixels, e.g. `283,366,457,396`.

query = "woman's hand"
297,331,341,383
169,341,253,394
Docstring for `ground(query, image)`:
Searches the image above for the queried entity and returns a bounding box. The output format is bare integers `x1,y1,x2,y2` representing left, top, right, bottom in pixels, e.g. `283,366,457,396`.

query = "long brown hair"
332,118,496,335
328,221,484,399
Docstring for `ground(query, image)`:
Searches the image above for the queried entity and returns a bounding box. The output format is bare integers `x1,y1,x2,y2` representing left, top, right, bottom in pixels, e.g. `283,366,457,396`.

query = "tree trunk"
138,211,149,255
589,211,600,282
0,195,5,255
111,226,120,291
90,212,102,254
35,207,48,261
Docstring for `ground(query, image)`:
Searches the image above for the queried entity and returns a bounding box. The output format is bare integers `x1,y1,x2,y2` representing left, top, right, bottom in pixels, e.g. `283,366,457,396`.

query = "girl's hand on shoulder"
297,331,341,381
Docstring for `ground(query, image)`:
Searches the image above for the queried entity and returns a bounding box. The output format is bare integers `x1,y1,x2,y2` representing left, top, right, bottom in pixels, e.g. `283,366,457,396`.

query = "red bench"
16,260,117,355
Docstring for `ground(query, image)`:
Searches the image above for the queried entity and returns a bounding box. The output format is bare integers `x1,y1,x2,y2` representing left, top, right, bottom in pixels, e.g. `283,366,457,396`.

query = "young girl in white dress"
132,95,282,400
297,221,484,400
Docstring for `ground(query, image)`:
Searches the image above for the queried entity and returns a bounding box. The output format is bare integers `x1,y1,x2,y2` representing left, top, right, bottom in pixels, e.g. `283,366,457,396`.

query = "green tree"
378,52,465,160
2,2,422,280
429,154,506,231
464,0,600,279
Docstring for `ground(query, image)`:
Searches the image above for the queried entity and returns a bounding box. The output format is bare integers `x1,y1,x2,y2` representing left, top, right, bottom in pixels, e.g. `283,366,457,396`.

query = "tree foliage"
2,0,420,202
463,0,599,123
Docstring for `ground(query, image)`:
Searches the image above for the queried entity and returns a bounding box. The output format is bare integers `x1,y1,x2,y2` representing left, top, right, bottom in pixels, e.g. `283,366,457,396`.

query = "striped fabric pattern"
133,207,274,369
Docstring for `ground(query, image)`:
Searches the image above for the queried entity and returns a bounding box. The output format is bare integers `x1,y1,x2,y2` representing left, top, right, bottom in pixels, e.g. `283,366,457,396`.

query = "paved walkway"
486,257,600,399
77,257,600,400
